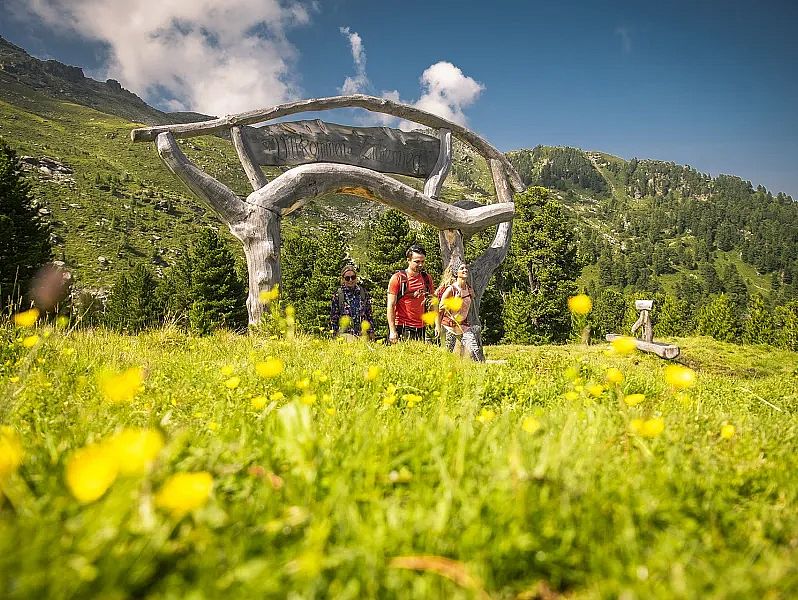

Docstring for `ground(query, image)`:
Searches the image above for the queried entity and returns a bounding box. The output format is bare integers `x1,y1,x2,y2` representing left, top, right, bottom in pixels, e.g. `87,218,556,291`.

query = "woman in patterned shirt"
330,265,374,339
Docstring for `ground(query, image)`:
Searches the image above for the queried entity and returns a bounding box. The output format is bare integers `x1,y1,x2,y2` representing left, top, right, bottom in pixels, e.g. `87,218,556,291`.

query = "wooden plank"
129,94,525,192
605,334,680,360
238,120,440,179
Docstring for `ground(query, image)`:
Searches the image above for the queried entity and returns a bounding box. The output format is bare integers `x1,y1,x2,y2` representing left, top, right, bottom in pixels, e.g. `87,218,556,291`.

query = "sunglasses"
343,275,357,281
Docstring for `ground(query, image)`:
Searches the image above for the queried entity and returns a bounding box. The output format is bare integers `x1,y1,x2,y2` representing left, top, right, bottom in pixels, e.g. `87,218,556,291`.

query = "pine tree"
369,209,413,287
589,288,627,339
773,301,798,351
503,187,580,343
305,223,348,334
105,264,160,332
696,294,739,342
0,141,52,306
742,294,774,344
186,229,247,334
655,294,690,337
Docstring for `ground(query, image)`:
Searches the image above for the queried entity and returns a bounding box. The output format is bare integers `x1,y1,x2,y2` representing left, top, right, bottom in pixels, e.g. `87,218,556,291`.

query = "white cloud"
338,26,369,95
18,0,313,116
413,61,485,126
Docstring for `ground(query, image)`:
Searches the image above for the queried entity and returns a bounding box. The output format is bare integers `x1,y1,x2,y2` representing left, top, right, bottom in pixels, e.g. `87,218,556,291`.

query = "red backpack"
394,270,433,301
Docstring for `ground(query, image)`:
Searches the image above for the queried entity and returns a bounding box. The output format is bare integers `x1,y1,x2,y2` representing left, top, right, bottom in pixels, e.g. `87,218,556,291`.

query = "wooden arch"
131,94,523,328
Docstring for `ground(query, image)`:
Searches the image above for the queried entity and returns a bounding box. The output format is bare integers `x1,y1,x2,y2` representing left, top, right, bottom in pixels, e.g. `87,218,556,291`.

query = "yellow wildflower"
441,295,463,312
55,315,69,328
66,444,119,503
155,472,213,517
564,366,580,381
475,408,496,423
567,294,592,315
62,347,76,356
99,367,144,403
270,391,285,402
13,308,40,328
9,376,20,384
325,407,336,415
402,393,423,408
0,427,24,481
258,285,280,303
312,369,329,383
565,391,579,401
605,368,624,384
360,320,371,333
300,393,317,405
664,364,697,390
421,311,437,326
251,395,268,410
255,357,284,378
587,384,605,397
207,422,219,432
294,377,310,390
224,376,240,390
382,394,397,407
521,416,541,434
22,335,40,348
611,336,637,355
720,423,736,439
220,365,235,376
623,393,646,407
338,315,352,331
364,365,381,381
107,428,164,475
630,417,665,438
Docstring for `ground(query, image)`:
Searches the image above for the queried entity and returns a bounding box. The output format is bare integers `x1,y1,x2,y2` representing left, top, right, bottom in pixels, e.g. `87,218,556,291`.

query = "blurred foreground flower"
224,376,240,390
338,315,352,331
255,357,284,378
475,408,496,423
421,311,437,326
720,423,736,439
21,335,40,348
0,427,24,481
611,336,637,355
251,395,268,410
568,294,592,315
587,384,604,397
664,364,697,389
258,285,279,304
629,417,665,438
107,428,164,475
365,365,381,381
361,320,371,334
605,368,624,384
623,393,646,407
441,295,463,313
66,444,119,503
155,472,213,517
99,367,144,403
402,394,423,408
521,416,541,434
13,308,40,328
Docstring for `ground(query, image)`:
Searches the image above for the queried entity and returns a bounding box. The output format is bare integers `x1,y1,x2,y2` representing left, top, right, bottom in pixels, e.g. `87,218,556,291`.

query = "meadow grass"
1,326,797,598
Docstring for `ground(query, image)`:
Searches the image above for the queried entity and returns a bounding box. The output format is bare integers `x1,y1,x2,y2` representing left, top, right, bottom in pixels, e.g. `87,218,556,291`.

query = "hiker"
436,262,485,362
330,265,374,339
387,244,438,343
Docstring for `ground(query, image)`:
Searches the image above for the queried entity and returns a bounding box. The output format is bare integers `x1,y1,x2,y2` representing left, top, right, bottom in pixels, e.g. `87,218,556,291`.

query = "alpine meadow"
2,10,798,599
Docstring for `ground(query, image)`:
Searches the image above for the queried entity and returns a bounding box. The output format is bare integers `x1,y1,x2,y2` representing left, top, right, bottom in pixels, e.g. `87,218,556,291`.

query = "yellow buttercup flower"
56,315,70,328
720,423,736,439
258,285,279,303
338,315,352,331
224,376,240,390
630,417,665,438
521,416,541,434
664,364,697,390
564,391,579,401
255,357,284,378
300,393,317,405
568,294,592,315
155,472,213,517
475,408,496,423
587,384,605,397
251,395,268,410
66,444,119,503
402,393,423,408
364,365,381,381
611,336,637,355
99,367,144,403
107,428,164,475
421,311,437,326
270,391,285,402
13,308,40,328
360,320,371,333
605,368,624,384
22,335,40,348
441,295,463,313
0,427,24,481
220,365,235,376
623,393,646,407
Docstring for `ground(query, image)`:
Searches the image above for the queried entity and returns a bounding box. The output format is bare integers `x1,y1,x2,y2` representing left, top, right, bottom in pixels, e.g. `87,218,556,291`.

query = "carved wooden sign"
239,119,440,178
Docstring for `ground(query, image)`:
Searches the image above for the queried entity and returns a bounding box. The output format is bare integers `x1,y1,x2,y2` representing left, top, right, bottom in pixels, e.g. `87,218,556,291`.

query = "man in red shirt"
387,245,439,343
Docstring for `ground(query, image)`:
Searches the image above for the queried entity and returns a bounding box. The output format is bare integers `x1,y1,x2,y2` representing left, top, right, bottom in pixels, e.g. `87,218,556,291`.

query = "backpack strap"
395,270,432,300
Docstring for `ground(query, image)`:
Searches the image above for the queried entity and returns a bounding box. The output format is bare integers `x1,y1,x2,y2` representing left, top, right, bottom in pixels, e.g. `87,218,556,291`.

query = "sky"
1,0,797,197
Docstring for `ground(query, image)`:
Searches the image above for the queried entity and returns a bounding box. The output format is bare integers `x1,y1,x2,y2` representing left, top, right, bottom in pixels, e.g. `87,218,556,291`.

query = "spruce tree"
590,288,627,339
773,301,798,351
187,229,247,334
696,294,739,342
742,294,774,344
0,141,51,307
305,223,348,333
369,209,413,287
503,186,580,343
105,264,160,332
655,294,690,337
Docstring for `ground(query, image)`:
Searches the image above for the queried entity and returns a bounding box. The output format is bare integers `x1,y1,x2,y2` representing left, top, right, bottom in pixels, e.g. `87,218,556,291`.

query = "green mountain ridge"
2,34,797,307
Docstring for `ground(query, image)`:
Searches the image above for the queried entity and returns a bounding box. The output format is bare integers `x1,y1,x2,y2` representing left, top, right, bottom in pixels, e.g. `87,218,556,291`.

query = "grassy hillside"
2,324,796,598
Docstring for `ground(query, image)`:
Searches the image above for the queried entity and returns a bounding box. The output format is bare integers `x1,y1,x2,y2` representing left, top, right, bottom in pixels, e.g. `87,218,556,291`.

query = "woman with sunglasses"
436,262,485,361
330,265,374,339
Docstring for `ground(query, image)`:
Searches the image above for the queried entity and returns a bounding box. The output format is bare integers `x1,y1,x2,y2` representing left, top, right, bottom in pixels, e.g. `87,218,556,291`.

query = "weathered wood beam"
423,128,452,199
130,94,524,193
605,334,681,360
156,132,248,224
244,163,514,236
231,126,269,191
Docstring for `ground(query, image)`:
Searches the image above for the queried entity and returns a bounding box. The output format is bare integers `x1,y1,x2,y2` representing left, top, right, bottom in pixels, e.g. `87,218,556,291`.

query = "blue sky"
2,0,797,197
